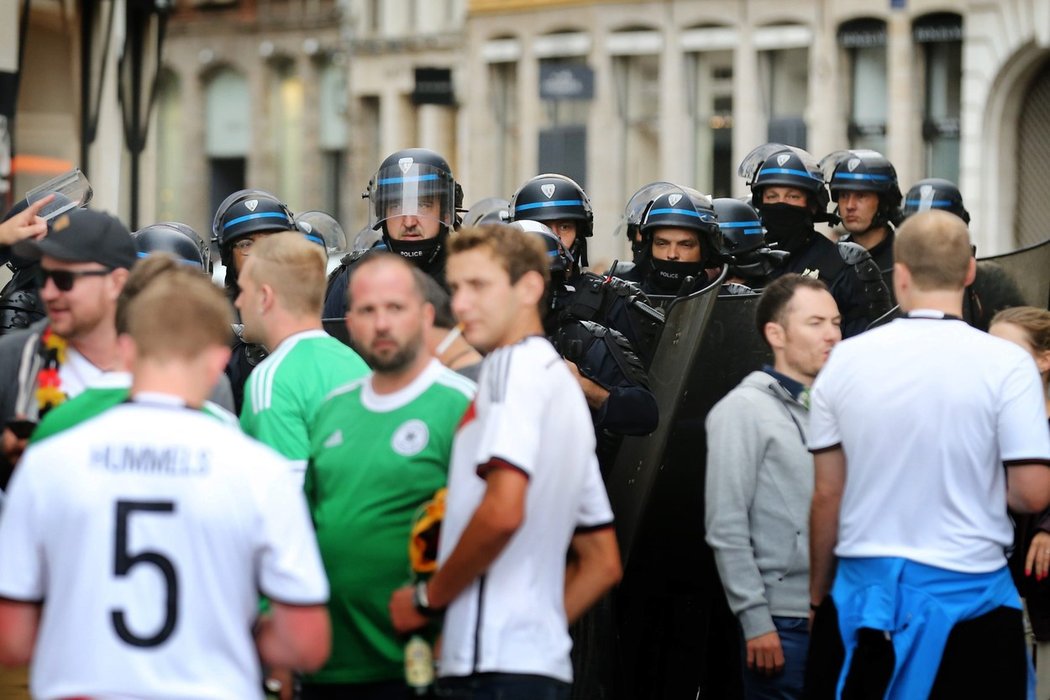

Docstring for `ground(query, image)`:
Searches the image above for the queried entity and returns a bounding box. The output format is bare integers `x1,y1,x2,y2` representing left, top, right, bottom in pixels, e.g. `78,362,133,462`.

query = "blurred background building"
4,0,1050,265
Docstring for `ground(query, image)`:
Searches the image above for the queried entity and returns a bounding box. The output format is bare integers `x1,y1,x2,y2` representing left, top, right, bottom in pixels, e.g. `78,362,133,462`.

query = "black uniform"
767,234,891,338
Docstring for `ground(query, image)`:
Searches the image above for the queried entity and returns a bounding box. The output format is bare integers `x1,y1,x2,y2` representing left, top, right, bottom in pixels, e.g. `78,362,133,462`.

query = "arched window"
838,18,887,153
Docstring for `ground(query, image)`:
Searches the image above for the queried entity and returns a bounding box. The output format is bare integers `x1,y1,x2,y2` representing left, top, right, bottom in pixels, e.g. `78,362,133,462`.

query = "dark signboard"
539,62,594,101
412,67,455,106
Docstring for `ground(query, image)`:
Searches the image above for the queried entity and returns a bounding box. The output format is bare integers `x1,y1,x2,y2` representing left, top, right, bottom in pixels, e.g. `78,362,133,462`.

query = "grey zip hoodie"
704,370,812,640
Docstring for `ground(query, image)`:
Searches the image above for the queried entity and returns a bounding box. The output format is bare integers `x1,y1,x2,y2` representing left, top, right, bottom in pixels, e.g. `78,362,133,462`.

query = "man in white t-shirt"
0,269,331,699
390,224,622,698
806,210,1050,699
0,208,136,468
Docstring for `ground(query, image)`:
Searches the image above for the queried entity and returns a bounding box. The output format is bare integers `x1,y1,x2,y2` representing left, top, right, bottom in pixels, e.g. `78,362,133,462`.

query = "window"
760,46,808,148
488,60,519,199
319,59,349,222
270,59,304,211
915,13,962,181
839,18,887,153
205,67,249,221
685,48,733,197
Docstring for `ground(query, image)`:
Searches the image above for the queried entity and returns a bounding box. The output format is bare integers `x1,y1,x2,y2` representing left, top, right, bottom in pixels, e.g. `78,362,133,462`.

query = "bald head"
895,210,973,292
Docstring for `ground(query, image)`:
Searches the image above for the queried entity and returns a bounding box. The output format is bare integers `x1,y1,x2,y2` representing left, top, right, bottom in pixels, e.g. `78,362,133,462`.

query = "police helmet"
464,197,511,227
640,187,724,266
510,219,574,280
211,189,297,248
366,148,462,234
133,222,210,271
617,181,677,240
712,198,766,256
901,178,970,225
738,143,830,216
821,149,902,226
294,210,347,254
510,174,593,239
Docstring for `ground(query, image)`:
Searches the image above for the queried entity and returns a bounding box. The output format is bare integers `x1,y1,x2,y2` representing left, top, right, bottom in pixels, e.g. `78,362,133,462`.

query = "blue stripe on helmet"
303,233,325,247
377,174,440,185
758,167,823,181
515,199,584,211
648,207,702,219
832,172,893,182
223,211,291,230
135,251,203,267
718,221,765,235
904,198,955,208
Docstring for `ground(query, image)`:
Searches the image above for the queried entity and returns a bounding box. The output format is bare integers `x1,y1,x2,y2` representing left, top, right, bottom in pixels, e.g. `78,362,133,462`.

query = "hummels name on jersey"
90,445,211,477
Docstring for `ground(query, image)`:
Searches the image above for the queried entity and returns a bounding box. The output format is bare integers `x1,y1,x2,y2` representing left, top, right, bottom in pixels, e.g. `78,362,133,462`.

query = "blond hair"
447,224,550,288
894,210,972,292
126,272,233,360
244,232,327,316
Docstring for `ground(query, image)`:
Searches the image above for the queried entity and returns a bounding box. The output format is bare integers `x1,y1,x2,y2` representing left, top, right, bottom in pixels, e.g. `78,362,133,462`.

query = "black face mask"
384,235,444,269
759,203,814,254
648,257,703,294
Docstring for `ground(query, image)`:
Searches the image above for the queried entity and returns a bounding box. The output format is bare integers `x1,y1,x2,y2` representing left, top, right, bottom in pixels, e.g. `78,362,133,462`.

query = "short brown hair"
116,254,186,334
245,232,327,316
755,274,830,349
991,306,1050,355
895,210,972,292
126,271,233,360
345,252,427,311
447,224,550,288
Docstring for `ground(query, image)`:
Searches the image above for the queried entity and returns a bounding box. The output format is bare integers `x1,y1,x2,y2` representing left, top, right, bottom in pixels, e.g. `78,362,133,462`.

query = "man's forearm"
427,483,523,609
564,527,622,624
809,490,840,605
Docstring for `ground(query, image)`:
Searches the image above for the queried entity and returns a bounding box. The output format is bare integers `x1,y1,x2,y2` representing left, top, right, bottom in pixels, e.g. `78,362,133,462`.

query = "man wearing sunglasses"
0,208,135,478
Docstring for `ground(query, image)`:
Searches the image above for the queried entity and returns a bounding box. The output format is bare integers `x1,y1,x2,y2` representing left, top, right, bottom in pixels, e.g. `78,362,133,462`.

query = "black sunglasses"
36,267,112,292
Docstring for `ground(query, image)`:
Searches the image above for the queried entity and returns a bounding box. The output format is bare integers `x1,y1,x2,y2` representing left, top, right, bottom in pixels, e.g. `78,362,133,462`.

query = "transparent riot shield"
600,287,771,700
979,238,1050,310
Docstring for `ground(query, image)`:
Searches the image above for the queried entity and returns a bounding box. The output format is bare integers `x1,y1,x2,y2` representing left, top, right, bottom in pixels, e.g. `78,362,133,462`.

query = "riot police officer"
901,178,970,223
323,148,462,320
212,189,300,412
510,173,594,268
899,178,1024,331
513,219,658,474
713,197,787,292
621,186,725,297
822,149,902,275
132,221,211,271
739,143,892,337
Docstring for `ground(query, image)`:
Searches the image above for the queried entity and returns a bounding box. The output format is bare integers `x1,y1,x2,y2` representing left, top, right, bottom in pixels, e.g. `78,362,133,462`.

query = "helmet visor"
368,161,455,234
738,143,821,183
295,211,347,254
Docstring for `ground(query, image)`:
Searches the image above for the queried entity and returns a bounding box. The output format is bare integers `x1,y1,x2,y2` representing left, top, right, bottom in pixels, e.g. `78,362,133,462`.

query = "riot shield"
603,288,770,700
979,238,1050,310
607,269,725,561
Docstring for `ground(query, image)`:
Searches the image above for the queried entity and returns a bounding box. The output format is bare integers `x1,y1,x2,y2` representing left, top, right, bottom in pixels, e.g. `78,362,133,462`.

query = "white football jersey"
438,336,614,683
0,395,329,700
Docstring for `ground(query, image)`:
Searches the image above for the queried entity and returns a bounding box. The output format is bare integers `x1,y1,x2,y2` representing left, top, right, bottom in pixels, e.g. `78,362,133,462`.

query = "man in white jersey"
806,210,1050,699
390,224,622,699
237,232,368,484
0,266,331,698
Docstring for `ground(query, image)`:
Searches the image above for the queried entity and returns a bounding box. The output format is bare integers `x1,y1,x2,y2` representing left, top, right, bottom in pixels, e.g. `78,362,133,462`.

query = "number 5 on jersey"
111,500,179,647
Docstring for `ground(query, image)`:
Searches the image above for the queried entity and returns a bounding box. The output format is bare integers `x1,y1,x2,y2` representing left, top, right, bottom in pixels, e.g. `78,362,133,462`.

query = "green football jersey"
304,359,474,684
31,373,237,444
240,330,368,479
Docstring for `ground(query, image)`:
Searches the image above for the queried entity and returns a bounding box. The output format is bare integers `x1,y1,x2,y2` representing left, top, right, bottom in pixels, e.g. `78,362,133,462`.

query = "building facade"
149,0,1050,263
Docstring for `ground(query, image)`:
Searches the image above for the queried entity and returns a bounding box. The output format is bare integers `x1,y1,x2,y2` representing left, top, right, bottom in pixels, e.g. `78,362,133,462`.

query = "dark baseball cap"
13,208,137,270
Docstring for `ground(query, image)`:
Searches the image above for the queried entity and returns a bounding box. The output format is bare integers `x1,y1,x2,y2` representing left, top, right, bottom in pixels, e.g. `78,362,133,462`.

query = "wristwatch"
412,580,443,617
